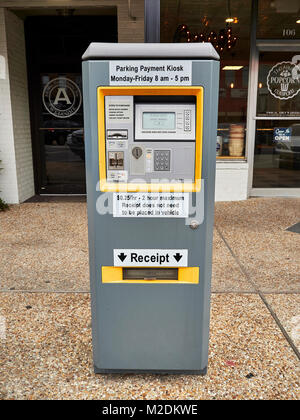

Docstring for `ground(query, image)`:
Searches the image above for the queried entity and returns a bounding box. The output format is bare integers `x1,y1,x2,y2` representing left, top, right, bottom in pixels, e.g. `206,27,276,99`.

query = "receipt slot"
82,43,219,374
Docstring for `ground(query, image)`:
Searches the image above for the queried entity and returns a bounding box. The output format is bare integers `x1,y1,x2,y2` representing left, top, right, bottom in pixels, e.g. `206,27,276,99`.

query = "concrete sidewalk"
0,198,299,399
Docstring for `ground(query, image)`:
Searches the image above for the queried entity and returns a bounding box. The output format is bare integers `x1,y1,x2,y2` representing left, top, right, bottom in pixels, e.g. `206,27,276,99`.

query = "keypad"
154,150,171,171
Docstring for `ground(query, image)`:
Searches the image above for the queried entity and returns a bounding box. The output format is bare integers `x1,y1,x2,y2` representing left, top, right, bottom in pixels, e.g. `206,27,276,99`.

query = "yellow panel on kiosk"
97,86,203,192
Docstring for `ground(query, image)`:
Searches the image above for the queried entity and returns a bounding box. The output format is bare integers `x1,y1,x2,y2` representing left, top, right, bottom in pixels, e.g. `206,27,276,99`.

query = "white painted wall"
5,9,34,203
215,162,249,201
0,8,20,204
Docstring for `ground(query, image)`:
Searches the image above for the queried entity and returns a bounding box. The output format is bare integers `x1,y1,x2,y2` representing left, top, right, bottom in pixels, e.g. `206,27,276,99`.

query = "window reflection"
254,50,300,188
258,0,300,39
253,121,300,188
160,0,251,159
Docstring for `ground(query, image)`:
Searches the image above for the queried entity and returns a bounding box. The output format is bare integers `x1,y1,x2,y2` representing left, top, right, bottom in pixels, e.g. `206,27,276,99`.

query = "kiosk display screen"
142,112,176,130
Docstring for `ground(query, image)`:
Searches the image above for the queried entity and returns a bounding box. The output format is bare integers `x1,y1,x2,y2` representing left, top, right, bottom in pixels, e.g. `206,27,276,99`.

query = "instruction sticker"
107,139,128,150
107,171,128,182
105,96,133,122
109,61,192,86
113,193,189,218
114,249,188,267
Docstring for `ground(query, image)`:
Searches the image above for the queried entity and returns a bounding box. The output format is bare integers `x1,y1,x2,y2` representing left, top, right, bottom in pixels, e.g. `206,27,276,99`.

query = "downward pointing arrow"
173,253,183,262
118,253,127,262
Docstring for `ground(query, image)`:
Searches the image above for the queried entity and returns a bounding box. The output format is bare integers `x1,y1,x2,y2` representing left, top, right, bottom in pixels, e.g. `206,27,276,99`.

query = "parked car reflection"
66,129,85,160
42,119,81,146
275,124,300,170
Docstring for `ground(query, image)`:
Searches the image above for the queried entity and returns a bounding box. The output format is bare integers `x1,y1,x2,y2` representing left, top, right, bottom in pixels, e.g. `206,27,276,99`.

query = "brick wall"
117,0,144,42
0,8,19,204
0,0,145,43
0,1,144,203
5,9,34,203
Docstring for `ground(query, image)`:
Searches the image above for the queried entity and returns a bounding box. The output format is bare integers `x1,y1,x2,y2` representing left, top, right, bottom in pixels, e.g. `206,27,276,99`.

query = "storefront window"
160,0,251,159
258,0,300,39
257,51,300,117
253,120,300,188
253,50,300,188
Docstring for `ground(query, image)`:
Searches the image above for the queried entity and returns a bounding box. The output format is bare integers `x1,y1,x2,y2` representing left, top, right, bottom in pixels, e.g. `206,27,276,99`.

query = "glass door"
25,14,118,195
39,73,85,194
253,51,300,188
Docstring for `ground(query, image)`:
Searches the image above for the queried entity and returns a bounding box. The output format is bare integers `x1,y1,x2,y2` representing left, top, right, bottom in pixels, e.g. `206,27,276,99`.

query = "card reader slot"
107,129,128,139
123,268,178,281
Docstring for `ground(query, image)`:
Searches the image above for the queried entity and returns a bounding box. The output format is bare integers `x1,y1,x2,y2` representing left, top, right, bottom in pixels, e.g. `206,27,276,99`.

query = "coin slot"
132,146,143,159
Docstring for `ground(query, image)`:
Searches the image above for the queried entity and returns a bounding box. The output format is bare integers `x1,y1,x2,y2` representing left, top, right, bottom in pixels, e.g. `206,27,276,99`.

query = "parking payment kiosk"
82,43,219,374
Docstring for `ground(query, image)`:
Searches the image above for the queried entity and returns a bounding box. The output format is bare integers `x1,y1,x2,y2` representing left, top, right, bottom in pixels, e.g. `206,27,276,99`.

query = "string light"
225,17,238,23
173,23,238,53
172,0,238,53
172,0,238,52
225,1,238,24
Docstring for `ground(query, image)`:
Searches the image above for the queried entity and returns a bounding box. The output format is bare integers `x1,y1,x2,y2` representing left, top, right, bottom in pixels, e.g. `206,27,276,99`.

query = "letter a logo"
54,87,71,105
42,77,82,118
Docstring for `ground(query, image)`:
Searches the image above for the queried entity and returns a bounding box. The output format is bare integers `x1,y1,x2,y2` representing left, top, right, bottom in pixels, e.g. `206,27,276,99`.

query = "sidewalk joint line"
216,226,300,362
0,289,91,294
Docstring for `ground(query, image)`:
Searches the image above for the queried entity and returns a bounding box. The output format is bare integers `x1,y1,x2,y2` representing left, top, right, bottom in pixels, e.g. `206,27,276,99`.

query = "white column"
0,7,19,204
0,8,34,204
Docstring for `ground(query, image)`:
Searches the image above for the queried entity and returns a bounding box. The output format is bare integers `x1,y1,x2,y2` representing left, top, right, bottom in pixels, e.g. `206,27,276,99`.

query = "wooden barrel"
229,124,244,157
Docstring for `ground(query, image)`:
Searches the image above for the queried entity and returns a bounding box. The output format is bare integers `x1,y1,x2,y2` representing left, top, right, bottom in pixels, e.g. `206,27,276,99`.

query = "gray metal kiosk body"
82,43,219,374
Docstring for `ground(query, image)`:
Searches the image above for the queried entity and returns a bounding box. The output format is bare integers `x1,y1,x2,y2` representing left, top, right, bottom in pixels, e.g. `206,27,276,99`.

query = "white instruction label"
113,193,189,218
107,140,128,150
109,61,192,86
114,249,188,267
107,170,128,182
105,96,133,122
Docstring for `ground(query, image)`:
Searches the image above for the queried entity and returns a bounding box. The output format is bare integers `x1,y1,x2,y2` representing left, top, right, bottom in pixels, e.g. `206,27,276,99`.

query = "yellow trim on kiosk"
97,86,204,192
101,266,199,284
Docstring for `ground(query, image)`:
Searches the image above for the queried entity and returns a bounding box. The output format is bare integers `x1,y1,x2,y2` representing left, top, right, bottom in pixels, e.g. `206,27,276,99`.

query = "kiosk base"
94,366,208,376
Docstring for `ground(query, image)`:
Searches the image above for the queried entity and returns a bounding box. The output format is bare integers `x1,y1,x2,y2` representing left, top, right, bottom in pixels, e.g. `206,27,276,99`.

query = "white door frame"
246,32,300,198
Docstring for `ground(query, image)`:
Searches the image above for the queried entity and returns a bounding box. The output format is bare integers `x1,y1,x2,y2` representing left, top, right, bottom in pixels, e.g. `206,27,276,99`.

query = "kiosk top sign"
109,60,192,86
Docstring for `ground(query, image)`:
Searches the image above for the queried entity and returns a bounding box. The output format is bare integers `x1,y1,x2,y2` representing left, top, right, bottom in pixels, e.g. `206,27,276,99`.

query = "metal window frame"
144,0,160,43
245,0,259,196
